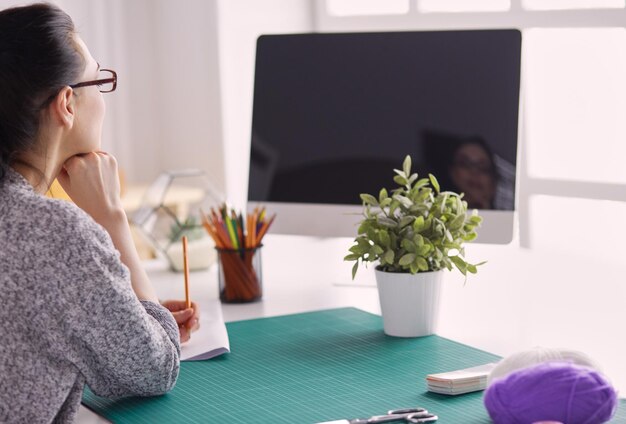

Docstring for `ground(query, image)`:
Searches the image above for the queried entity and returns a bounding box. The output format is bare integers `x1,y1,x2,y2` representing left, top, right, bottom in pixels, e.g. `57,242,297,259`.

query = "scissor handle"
387,408,427,415
406,412,438,423
366,414,415,423
367,409,428,423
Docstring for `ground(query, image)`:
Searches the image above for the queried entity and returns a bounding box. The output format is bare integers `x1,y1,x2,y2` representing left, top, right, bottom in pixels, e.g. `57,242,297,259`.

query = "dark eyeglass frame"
70,69,117,93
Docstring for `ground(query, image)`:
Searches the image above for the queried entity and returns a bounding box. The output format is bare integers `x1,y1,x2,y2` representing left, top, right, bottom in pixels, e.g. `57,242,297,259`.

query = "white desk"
79,233,626,422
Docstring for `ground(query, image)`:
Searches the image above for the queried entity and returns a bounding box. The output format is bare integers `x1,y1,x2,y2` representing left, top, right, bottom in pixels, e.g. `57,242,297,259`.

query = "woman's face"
65,35,106,155
449,143,496,209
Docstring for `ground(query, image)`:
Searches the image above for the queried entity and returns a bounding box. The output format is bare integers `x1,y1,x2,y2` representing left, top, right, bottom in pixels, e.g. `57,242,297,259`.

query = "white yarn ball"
487,347,601,386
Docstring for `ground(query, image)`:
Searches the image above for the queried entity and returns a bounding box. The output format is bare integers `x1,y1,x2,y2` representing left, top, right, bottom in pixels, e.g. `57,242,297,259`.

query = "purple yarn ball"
484,362,618,424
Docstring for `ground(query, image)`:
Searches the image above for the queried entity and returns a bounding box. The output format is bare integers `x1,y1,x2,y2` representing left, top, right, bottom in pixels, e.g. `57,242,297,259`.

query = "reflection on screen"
248,30,521,211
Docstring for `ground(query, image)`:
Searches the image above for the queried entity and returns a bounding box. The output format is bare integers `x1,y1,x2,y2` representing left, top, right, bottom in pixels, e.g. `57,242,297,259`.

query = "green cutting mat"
83,307,625,423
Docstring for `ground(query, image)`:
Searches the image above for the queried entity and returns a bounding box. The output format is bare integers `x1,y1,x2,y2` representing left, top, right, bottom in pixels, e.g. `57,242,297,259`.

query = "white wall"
0,0,226,192
216,0,314,209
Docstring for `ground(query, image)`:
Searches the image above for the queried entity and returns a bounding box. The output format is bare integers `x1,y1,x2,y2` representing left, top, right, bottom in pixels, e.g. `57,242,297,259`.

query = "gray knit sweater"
0,167,180,423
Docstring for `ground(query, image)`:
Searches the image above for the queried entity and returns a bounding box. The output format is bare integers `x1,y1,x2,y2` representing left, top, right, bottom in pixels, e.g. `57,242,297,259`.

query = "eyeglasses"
70,69,117,93
452,157,495,176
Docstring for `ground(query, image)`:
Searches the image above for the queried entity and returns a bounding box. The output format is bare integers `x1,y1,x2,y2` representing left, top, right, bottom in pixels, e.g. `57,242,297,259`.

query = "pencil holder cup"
216,245,263,303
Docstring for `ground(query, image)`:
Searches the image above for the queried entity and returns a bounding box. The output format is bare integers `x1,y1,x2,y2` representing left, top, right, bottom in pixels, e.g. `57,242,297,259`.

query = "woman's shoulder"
40,196,112,247
3,182,112,251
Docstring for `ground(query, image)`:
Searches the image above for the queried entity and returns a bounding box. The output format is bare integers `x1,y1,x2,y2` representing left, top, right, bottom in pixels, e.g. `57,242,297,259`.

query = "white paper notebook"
426,363,496,395
180,299,230,361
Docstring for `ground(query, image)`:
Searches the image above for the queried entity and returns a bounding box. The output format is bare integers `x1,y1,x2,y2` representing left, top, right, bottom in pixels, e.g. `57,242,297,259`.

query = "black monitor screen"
248,30,521,210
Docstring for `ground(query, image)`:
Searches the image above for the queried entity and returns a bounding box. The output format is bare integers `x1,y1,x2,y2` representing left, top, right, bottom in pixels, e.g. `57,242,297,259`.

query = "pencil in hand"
182,236,191,309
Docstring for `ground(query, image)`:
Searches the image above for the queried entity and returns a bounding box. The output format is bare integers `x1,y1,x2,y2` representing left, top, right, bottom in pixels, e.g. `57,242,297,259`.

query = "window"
326,0,409,16
418,0,510,13
522,0,624,11
524,28,626,183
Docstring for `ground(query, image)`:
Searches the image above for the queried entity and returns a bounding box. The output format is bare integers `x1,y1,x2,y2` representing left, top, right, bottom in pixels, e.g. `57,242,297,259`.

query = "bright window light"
326,0,409,16
522,0,624,10
524,28,626,184
418,0,510,12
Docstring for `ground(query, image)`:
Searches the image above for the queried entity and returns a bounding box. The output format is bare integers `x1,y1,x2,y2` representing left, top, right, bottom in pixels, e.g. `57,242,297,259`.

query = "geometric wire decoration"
130,169,224,269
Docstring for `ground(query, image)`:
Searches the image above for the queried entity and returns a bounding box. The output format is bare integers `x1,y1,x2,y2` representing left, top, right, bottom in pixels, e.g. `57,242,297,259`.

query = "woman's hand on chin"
57,151,125,227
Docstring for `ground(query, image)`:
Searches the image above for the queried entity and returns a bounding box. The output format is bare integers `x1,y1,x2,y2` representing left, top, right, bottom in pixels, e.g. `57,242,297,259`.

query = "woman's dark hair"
452,136,498,175
0,3,84,182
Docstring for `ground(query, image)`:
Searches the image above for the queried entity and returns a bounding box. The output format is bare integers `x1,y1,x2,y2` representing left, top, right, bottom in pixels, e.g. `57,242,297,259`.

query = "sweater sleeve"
39,203,180,399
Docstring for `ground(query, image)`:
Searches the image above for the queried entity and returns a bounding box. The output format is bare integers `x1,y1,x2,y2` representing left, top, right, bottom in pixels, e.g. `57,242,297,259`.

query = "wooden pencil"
255,213,276,246
182,236,191,309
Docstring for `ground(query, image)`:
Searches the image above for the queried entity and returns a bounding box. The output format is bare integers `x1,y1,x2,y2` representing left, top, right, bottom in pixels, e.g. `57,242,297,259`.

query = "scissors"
316,407,438,423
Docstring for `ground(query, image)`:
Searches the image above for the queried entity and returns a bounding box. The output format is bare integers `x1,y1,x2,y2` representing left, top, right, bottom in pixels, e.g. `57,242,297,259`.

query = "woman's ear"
50,86,75,129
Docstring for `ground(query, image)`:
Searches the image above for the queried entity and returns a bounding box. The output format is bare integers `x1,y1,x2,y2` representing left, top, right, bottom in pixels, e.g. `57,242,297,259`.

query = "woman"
0,3,198,422
447,137,498,210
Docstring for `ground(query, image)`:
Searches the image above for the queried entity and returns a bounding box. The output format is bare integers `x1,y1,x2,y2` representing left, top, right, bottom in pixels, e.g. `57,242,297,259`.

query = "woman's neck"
12,146,64,195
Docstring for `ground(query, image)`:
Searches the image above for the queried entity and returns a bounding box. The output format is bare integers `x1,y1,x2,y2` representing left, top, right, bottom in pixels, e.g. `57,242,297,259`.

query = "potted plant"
166,217,216,272
345,155,485,337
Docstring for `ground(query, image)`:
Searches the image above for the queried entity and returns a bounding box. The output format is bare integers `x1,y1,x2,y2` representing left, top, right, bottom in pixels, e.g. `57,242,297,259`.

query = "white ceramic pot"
374,268,443,337
166,237,216,272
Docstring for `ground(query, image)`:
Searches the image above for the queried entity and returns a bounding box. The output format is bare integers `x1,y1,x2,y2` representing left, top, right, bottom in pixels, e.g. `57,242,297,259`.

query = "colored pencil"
255,213,276,246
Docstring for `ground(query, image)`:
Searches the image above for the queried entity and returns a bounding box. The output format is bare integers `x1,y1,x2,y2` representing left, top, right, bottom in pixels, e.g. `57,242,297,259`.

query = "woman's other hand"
160,300,200,343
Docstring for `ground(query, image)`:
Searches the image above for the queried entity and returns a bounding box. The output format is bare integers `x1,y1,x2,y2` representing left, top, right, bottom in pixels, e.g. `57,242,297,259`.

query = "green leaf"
392,195,413,209
370,245,384,256
379,230,390,247
383,250,395,264
418,244,431,256
393,168,406,178
379,188,388,202
357,238,371,249
394,175,408,186
467,264,478,274
449,213,465,231
344,253,360,261
377,216,398,228
399,253,416,266
349,245,364,255
469,215,482,225
416,256,429,271
415,178,430,189
413,216,425,232
416,188,432,202
462,232,478,242
360,193,378,206
403,155,412,176
456,196,465,214
409,262,419,274
401,239,416,253
351,262,359,280
450,256,467,275
380,197,392,208
399,216,414,228
407,173,417,186
428,173,441,194
440,192,448,214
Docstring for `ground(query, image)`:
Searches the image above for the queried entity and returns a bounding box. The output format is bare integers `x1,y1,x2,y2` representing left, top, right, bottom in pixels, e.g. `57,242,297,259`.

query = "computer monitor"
248,30,521,244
